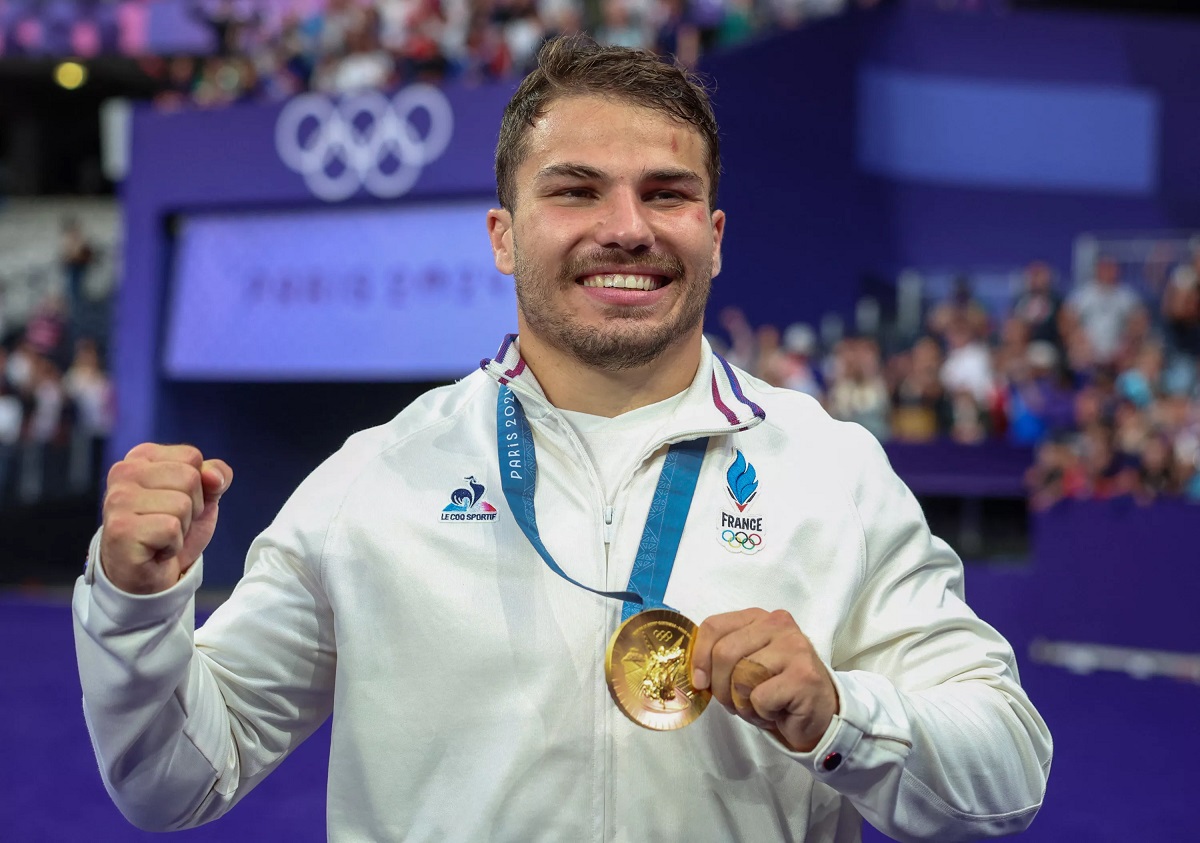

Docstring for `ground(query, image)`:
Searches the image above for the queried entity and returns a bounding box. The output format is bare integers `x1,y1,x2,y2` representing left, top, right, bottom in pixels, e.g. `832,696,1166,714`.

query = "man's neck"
516,329,702,418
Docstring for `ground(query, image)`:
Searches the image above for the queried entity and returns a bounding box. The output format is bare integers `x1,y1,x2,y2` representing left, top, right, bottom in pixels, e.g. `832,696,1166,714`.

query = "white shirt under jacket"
73,335,1052,842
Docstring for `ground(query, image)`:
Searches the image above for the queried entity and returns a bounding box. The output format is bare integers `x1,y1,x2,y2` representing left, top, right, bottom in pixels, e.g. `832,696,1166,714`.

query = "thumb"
200,459,233,503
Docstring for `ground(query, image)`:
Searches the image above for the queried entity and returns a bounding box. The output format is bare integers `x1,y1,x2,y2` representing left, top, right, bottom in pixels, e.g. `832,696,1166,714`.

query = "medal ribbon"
497,385,707,617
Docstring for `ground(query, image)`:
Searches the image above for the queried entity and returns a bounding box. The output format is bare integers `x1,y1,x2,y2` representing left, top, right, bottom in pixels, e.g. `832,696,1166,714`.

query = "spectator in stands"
1112,397,1149,476
1078,422,1128,500
940,322,993,407
596,0,650,49
1062,255,1145,367
495,0,545,73
947,389,988,444
541,0,585,49
192,54,260,106
0,351,22,508
322,8,395,93
1116,341,1163,409
398,14,453,83
1153,386,1200,497
19,354,67,504
189,0,261,57
1135,432,1177,501
889,335,947,442
63,338,114,494
716,0,759,48
688,0,728,51
23,294,70,370
652,0,700,65
827,336,889,440
1010,259,1062,349
318,0,370,57
154,55,200,109
1162,250,1200,359
1005,341,1074,447
60,216,96,327
746,321,780,383
715,305,758,373
1025,433,1085,511
5,337,36,396
462,16,514,82
992,317,1031,394
926,275,989,345
775,322,825,400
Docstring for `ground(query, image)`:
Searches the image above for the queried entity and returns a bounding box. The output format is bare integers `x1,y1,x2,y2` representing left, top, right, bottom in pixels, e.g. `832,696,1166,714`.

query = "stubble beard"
513,245,712,372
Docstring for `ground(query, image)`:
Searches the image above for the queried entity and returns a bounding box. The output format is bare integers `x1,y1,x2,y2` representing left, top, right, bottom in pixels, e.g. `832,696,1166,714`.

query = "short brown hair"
495,35,721,211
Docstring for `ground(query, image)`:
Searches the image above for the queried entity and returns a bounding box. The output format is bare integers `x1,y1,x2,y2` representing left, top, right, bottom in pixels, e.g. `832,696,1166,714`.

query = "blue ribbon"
497,385,708,616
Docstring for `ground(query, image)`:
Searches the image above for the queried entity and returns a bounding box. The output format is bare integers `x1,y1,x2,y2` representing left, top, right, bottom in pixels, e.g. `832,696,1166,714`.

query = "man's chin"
559,325,692,371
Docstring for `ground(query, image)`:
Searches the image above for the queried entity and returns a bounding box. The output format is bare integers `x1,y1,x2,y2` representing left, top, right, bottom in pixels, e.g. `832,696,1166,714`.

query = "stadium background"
1,0,1198,839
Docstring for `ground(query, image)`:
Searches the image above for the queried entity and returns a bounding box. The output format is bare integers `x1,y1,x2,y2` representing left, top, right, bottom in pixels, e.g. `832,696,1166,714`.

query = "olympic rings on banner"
721,529,762,550
275,85,454,202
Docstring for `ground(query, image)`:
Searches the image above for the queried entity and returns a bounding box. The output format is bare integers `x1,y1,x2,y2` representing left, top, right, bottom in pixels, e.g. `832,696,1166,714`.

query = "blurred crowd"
140,0,886,107
0,219,114,512
710,250,1200,509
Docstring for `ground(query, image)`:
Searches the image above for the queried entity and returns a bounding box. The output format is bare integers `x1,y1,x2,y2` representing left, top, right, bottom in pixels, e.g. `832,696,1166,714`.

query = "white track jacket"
73,337,1052,841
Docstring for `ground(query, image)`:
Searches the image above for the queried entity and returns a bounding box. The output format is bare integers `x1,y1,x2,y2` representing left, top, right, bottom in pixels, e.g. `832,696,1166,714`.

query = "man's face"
1096,258,1120,287
1026,261,1051,293
488,95,725,371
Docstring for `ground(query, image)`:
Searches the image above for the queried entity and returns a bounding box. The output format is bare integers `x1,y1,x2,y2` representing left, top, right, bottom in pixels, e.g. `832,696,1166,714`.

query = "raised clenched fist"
99,443,233,595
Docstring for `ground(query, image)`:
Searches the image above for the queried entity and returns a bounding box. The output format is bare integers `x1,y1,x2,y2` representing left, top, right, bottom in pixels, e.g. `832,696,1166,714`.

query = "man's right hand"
99,444,233,595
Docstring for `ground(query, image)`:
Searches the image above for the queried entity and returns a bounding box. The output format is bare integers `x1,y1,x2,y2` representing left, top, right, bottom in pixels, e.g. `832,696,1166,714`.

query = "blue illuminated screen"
163,199,516,380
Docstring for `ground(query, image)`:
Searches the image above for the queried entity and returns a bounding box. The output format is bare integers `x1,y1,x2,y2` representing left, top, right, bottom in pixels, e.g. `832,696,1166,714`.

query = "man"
1062,255,1144,366
1011,260,1063,350
74,37,1051,841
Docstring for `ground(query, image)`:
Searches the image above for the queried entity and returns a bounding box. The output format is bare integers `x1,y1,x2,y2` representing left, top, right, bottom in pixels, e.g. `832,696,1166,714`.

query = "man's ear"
710,209,726,280
487,208,515,276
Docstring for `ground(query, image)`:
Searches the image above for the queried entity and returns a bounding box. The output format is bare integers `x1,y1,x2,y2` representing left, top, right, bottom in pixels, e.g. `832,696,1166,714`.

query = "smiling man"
74,37,1051,842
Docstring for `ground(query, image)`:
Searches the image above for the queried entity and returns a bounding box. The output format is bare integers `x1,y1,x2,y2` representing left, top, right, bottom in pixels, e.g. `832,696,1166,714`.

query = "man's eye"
648,191,684,202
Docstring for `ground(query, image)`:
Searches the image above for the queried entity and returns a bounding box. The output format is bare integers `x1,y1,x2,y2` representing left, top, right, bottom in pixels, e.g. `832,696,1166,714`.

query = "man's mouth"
579,273,668,291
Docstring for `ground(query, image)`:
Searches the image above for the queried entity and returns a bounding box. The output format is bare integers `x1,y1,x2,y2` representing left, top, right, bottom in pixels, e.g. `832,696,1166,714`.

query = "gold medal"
605,608,711,730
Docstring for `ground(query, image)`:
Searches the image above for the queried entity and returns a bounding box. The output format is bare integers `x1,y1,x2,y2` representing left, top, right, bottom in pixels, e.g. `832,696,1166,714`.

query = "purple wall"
1030,500,1200,650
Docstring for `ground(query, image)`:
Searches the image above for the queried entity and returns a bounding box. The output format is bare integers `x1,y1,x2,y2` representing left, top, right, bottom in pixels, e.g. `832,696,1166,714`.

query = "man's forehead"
523,95,708,175
531,94,704,143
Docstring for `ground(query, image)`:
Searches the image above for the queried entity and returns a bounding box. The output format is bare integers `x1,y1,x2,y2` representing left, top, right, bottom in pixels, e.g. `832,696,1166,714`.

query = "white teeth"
581,274,664,291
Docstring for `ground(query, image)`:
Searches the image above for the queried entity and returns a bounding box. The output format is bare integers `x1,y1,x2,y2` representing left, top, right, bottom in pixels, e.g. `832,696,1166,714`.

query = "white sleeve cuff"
83,527,204,629
773,670,911,781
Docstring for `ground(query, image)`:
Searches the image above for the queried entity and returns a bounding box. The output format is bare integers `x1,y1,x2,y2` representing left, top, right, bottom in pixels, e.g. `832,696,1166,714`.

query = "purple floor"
2,574,1196,841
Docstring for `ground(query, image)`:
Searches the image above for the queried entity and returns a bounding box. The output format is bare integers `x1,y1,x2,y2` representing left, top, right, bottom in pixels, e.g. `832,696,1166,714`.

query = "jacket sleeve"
788,425,1052,842
72,507,337,832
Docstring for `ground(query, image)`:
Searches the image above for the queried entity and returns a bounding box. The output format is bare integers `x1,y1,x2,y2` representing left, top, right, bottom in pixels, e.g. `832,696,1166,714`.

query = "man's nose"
594,190,654,252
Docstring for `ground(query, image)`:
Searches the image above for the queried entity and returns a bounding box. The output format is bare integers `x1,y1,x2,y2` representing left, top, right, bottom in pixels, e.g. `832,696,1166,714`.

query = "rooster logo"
442,476,497,514
725,451,759,512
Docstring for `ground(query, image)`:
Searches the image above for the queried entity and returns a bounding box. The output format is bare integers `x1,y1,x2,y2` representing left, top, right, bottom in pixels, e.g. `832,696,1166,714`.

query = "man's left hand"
691,609,839,752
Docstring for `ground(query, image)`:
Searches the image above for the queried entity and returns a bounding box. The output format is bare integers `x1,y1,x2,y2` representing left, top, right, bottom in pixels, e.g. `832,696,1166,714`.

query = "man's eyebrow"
532,164,705,190
643,168,704,186
534,163,606,183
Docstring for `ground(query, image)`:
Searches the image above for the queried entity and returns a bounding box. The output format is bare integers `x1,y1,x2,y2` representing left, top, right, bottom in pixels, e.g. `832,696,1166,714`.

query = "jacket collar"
479,334,766,436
